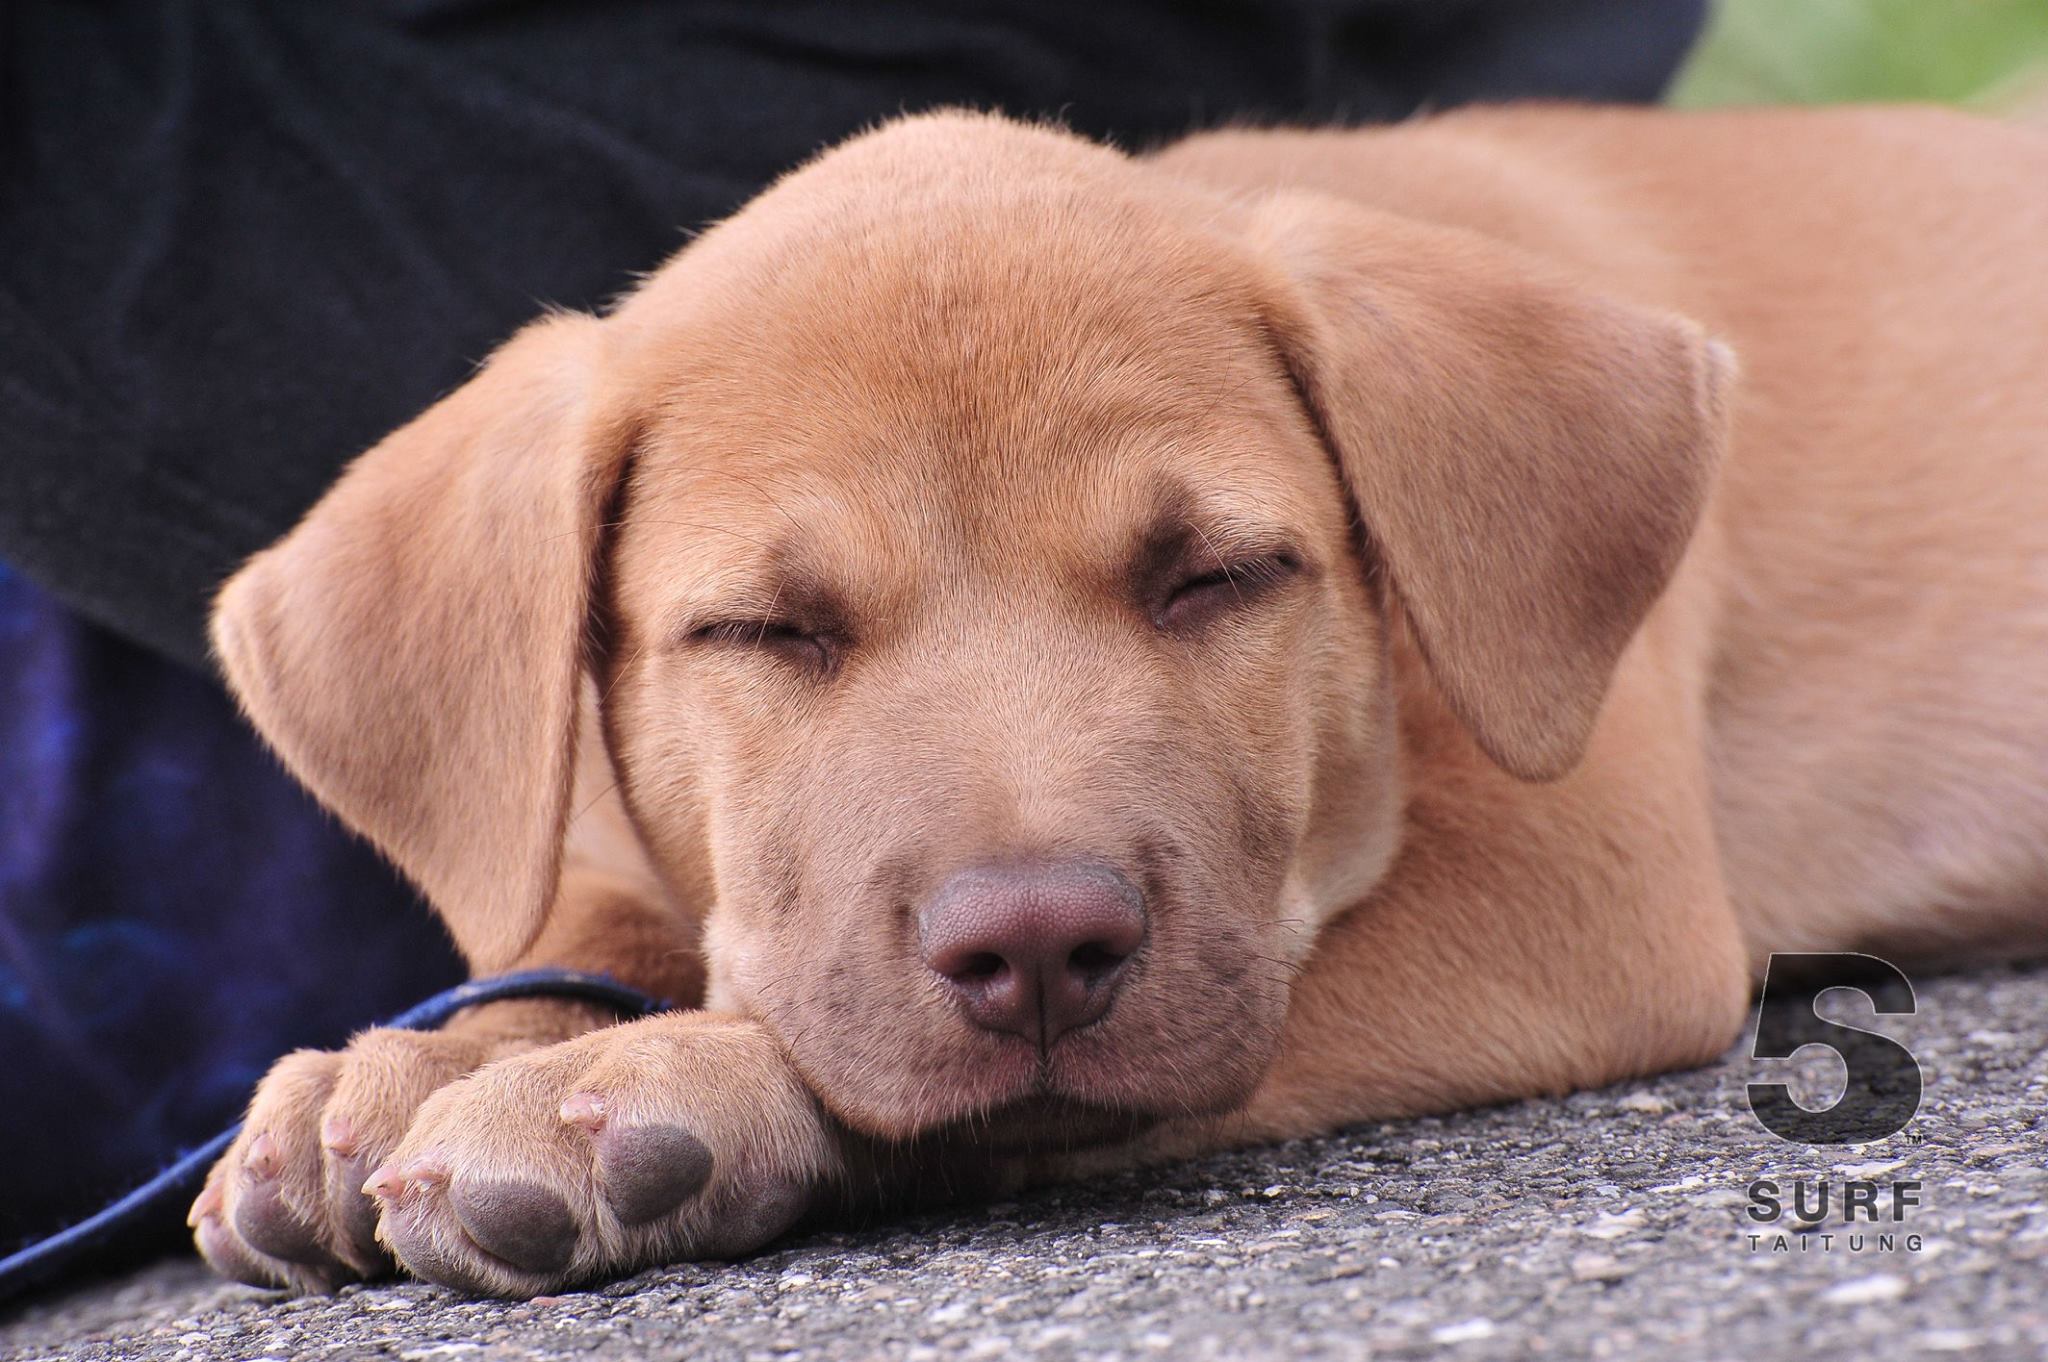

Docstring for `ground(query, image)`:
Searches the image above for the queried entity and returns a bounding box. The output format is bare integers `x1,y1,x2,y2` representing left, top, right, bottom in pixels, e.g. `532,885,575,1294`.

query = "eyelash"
689,618,833,669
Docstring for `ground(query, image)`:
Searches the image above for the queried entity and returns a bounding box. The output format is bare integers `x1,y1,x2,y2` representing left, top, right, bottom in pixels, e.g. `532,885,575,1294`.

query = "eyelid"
1153,548,1305,630
686,616,838,673
690,617,811,643
665,610,776,651
1187,550,1301,584
1174,547,1305,592
666,583,845,651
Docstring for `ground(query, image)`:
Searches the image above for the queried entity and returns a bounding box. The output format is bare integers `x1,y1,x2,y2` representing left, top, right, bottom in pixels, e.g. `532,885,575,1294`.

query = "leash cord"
0,969,672,1305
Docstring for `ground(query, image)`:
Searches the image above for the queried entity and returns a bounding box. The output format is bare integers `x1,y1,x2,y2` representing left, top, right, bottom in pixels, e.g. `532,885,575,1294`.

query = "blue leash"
0,969,672,1305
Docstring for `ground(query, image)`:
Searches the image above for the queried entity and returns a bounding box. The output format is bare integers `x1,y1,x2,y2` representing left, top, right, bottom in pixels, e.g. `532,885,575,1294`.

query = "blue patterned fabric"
0,562,462,1252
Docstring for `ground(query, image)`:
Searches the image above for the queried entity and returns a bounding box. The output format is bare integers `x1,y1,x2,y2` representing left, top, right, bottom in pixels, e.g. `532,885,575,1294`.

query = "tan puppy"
188,105,2048,1296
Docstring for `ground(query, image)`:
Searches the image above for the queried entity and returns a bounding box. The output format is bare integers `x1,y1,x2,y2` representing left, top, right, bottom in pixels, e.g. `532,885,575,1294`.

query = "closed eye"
1159,551,1303,629
689,618,835,670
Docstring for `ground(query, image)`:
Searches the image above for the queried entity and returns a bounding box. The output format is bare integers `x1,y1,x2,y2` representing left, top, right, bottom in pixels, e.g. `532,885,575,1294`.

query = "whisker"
1185,518,1245,606
719,468,808,539
566,777,622,828
598,643,647,707
1249,953,1309,980
542,517,781,553
753,580,787,646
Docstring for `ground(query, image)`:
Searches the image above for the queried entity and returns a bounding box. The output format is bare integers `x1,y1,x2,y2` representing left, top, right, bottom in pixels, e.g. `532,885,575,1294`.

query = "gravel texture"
5,964,2043,1362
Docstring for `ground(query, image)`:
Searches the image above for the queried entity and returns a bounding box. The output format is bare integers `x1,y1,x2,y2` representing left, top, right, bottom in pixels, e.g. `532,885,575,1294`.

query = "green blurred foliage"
1670,0,2048,109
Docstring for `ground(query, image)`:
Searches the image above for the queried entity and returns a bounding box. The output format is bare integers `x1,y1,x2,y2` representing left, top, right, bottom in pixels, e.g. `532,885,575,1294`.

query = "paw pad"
234,1166,331,1267
450,1180,580,1275
593,1122,716,1225
195,1209,274,1287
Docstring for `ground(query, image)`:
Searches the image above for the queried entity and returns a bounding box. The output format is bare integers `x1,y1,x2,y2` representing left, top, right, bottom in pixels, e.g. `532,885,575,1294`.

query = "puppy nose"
918,861,1146,1048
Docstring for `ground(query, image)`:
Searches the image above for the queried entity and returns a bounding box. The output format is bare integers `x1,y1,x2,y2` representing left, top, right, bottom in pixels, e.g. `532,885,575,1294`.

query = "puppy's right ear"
211,314,633,971
1245,194,1730,781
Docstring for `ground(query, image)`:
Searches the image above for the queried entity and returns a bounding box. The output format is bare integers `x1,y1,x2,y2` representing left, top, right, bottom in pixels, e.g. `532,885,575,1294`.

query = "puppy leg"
365,1012,834,1297
191,1012,572,1291
193,735,707,1291
190,876,702,1291
1182,827,1749,1155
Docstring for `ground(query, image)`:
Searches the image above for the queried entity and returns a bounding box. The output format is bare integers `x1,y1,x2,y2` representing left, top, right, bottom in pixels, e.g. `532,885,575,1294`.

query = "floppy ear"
1247,194,1732,780
210,314,633,970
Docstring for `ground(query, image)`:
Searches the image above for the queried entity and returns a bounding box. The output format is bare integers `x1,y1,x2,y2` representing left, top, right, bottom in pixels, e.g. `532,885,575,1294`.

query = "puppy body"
1160,106,2048,971
191,105,2048,1294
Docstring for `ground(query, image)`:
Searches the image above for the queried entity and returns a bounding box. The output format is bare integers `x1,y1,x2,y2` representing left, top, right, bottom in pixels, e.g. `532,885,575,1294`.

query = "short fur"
191,105,2048,1296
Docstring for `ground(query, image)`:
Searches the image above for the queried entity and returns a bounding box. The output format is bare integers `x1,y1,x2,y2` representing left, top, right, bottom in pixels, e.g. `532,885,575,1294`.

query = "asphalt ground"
4,963,2043,1362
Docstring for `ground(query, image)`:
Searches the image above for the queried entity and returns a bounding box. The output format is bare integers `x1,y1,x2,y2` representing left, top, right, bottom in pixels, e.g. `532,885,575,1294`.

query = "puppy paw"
190,1024,515,1291
367,1014,834,1296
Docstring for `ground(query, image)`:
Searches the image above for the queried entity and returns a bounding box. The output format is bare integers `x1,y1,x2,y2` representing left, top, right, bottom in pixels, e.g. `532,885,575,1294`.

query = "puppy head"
214,113,1728,1143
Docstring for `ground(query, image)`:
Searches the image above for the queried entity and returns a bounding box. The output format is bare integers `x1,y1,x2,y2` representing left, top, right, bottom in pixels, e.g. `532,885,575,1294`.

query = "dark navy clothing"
0,0,1708,1271
0,561,462,1251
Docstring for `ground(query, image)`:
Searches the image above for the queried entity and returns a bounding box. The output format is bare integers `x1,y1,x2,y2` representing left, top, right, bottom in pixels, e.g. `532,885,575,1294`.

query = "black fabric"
1,0,1708,672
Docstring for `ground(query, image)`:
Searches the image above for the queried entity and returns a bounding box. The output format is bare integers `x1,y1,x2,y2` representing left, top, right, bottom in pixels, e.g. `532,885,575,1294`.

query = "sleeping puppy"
189,105,2048,1296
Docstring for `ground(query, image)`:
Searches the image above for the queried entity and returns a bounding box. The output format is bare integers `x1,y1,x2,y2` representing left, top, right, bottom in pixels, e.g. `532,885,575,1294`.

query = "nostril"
956,952,1006,982
919,860,1148,1042
1067,940,1130,982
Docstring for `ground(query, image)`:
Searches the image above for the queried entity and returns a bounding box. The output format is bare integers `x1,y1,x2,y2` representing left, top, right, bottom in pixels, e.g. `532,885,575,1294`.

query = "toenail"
320,1114,359,1156
559,1091,607,1131
245,1132,282,1180
189,1182,224,1227
403,1156,450,1191
597,1124,715,1226
450,1179,579,1275
363,1164,408,1200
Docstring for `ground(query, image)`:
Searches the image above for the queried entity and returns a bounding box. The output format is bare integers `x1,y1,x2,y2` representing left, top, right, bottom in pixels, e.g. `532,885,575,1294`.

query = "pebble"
1579,1209,1647,1240
1914,1329,1987,1352
1569,1253,1631,1283
1817,1275,1908,1307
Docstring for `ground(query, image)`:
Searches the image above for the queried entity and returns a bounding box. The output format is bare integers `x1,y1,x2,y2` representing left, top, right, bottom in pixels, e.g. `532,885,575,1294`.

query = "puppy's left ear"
209,314,634,971
1247,193,1734,780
